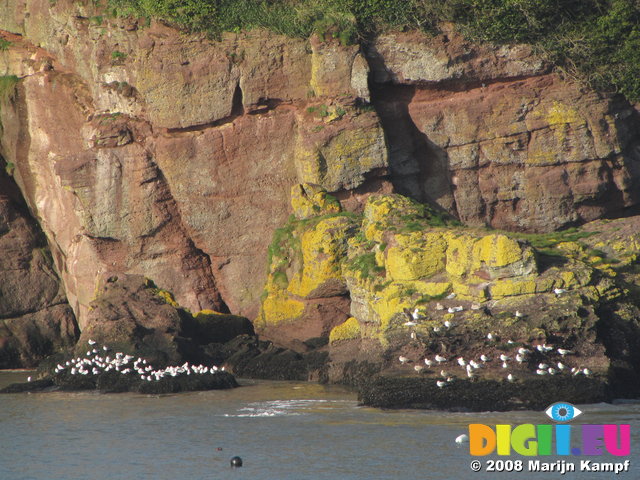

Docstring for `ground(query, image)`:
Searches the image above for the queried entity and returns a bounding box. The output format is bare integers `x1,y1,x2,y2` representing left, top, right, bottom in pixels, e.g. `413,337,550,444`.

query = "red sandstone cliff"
1,1,639,365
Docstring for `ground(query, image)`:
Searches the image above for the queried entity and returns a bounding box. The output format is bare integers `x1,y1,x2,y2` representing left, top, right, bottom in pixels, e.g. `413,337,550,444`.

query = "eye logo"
545,402,582,422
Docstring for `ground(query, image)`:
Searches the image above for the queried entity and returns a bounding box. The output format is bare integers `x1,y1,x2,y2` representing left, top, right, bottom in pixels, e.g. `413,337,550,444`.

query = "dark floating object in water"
230,456,243,467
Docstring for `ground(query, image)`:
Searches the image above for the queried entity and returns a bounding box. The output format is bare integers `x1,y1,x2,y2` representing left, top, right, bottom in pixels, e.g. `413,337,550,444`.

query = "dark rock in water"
223,335,329,382
182,311,254,345
358,375,609,411
1,370,237,394
230,456,243,467
75,275,188,366
73,275,257,369
0,378,55,393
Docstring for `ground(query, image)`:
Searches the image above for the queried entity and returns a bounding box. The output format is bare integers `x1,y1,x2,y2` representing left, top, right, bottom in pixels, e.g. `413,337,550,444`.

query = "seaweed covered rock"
358,375,608,411
1,347,238,394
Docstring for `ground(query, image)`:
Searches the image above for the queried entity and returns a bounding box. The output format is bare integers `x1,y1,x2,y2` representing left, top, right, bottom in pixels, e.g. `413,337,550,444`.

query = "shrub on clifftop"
101,0,640,102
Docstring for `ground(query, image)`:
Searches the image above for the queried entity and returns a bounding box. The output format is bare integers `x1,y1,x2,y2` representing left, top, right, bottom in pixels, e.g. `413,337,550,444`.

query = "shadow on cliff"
366,69,459,219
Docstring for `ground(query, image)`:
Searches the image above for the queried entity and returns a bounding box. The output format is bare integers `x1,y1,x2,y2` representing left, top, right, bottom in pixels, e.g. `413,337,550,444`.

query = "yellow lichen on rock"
362,194,424,242
472,234,536,279
385,232,446,281
294,122,387,192
257,285,305,327
452,281,488,301
290,183,342,220
409,281,452,298
329,317,361,344
545,101,584,126
370,282,415,333
287,216,354,298
490,277,538,298
155,288,180,308
444,232,477,278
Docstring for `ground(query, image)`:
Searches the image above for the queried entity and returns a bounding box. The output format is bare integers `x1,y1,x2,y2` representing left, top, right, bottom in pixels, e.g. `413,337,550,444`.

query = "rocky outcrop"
1,1,640,410
77,274,257,365
0,0,390,329
257,184,640,405
368,29,640,232
0,165,78,367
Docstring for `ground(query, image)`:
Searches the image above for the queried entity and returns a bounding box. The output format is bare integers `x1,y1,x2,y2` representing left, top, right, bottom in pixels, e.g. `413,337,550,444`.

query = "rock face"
77,274,257,366
0,166,78,367
0,1,389,329
2,1,640,403
368,29,640,232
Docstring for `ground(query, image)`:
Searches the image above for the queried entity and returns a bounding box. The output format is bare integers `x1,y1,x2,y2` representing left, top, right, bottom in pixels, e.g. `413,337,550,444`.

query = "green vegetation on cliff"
102,0,640,101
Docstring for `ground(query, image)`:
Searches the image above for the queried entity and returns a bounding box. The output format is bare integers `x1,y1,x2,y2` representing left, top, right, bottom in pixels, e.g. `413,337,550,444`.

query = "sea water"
1,371,640,480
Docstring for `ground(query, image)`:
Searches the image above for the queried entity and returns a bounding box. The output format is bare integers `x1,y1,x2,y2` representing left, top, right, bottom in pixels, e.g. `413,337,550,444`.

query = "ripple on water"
222,398,356,417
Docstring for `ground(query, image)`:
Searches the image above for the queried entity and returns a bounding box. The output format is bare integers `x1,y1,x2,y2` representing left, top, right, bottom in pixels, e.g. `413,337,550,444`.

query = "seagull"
548,368,557,375
470,303,481,310
455,434,469,445
480,354,490,362
440,369,449,378
538,363,549,370
487,333,494,340
557,348,573,356
27,376,32,382
536,369,547,375
444,320,454,329
435,355,447,364
469,360,481,369
399,356,410,365
433,326,441,333
536,344,553,353
583,368,591,376
435,303,444,310
436,380,447,388
502,361,508,369
499,354,510,362
446,293,456,299
557,362,566,370
424,359,434,367
88,339,96,345
412,308,425,321
517,347,531,355
507,374,515,382
414,365,424,373
515,311,524,318
447,307,455,313
554,288,567,296
457,357,466,367
453,306,464,312
404,321,418,327
410,331,417,340
516,354,525,363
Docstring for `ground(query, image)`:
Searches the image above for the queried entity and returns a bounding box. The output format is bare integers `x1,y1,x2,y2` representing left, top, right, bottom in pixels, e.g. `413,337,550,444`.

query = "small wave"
221,399,351,418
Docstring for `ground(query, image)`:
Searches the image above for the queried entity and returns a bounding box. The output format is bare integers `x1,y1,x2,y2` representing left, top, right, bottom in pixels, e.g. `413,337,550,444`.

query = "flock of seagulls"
47,340,226,382
396,293,595,388
399,340,592,387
